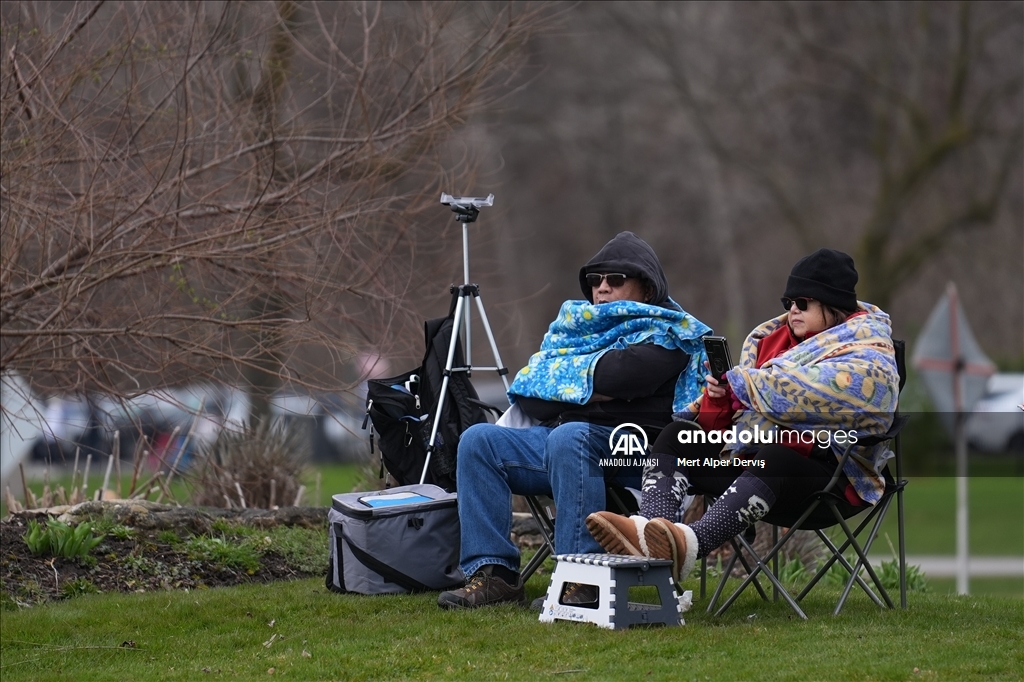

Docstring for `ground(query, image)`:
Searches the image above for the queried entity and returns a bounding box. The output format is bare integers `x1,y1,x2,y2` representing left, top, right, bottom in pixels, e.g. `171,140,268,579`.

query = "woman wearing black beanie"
782,248,860,335
587,249,900,586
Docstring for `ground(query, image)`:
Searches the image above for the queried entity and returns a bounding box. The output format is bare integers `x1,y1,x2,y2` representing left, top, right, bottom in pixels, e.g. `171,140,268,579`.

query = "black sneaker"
561,582,599,607
437,566,527,610
530,582,599,612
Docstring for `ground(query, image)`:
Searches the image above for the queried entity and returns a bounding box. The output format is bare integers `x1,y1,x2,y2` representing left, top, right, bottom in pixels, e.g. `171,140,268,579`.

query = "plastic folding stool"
538,554,691,630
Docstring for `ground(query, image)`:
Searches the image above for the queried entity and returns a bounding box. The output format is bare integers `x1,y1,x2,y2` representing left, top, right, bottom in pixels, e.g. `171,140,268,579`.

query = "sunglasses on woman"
781,297,815,311
586,273,629,288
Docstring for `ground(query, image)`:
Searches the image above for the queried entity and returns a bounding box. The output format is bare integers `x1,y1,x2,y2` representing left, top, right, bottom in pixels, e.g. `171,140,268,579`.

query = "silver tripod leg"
474,294,510,393
419,289,511,485
420,295,466,484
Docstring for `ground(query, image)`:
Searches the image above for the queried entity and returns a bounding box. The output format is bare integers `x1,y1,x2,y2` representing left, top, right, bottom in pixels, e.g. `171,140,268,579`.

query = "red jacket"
697,316,867,506
696,322,804,440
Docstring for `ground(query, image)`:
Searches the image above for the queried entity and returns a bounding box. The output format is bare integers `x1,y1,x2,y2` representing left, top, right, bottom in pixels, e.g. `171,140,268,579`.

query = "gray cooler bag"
326,483,463,595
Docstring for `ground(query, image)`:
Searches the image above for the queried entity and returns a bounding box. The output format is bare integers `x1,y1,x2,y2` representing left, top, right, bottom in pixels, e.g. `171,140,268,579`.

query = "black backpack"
363,297,499,491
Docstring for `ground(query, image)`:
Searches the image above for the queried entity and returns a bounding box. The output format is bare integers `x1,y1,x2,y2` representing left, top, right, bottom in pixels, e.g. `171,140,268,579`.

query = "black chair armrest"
471,398,505,420
821,415,909,494
854,415,909,448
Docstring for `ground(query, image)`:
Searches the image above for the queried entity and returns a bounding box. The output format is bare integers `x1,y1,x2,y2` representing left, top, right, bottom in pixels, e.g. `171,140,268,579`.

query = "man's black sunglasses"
781,297,814,311
586,273,629,288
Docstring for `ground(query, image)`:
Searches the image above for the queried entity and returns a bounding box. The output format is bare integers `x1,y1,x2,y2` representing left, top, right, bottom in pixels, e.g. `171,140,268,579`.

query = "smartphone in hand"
702,335,733,383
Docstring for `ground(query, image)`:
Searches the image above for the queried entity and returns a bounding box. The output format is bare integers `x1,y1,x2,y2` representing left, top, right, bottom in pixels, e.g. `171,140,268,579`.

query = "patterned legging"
640,421,865,559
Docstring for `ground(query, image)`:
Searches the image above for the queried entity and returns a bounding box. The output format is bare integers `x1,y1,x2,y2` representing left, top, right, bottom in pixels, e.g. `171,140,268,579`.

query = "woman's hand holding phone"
703,360,728,399
702,336,733,400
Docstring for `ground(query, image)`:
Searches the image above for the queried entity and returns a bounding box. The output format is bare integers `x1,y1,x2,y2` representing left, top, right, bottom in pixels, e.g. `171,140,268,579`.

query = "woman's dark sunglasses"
586,273,628,288
781,297,814,311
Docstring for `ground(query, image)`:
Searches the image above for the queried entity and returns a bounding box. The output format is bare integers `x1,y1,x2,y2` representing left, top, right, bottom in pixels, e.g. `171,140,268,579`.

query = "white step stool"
538,554,690,630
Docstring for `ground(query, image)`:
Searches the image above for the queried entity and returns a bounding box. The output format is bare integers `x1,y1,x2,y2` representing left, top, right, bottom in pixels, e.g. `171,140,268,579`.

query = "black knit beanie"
783,248,858,311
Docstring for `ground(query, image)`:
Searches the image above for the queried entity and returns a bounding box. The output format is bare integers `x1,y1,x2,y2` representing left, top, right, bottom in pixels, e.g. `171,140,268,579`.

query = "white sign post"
0,372,45,490
912,283,995,595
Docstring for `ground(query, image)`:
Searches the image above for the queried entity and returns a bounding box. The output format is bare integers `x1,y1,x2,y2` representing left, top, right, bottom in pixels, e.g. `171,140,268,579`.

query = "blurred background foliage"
451,1,1022,377
1,1,1021,467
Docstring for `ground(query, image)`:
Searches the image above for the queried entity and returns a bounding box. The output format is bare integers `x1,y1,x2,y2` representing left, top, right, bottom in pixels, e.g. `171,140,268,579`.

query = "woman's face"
787,298,829,339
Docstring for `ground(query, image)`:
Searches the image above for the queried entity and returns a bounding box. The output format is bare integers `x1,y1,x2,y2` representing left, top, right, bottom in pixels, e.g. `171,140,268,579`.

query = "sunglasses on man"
586,273,629,288
781,297,815,311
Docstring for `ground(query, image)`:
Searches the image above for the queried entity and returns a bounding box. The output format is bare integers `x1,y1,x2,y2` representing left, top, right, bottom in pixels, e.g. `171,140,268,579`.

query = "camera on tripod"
440,193,494,223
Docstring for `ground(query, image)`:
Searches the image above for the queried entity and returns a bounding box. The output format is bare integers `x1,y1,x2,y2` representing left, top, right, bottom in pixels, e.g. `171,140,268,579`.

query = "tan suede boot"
643,518,699,583
586,511,650,557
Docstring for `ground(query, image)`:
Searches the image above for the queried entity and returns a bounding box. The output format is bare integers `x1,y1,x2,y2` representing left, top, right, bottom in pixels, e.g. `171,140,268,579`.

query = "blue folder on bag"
360,492,434,508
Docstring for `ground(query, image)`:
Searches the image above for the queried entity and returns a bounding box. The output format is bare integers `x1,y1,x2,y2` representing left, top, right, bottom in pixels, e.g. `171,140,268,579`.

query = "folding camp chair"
702,340,909,619
520,494,556,582
520,481,642,583
519,420,672,583
519,421,697,583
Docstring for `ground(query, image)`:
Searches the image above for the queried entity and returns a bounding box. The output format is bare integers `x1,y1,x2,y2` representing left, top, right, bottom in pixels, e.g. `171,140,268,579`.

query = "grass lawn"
313,462,367,501
873,476,1023,556
871,476,1023,597
1,463,367,518
16,465,1019,557
927,577,1023,598
1,575,1021,681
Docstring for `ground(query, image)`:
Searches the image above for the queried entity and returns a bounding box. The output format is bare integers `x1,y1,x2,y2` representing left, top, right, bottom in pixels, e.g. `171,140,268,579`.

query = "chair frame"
520,481,642,583
521,495,557,582
702,340,909,619
702,417,908,618
518,424,655,584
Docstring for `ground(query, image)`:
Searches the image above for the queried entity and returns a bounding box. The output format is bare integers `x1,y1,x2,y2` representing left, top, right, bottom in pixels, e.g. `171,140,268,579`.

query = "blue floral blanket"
508,300,710,413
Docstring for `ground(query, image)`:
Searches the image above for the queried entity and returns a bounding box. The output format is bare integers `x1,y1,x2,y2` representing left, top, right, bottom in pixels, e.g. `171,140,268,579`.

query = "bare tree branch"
1,1,550,406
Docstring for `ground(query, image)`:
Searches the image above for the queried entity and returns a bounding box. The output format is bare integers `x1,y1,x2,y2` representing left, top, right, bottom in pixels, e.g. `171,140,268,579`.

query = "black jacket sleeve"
514,396,566,424
515,344,691,427
592,345,690,401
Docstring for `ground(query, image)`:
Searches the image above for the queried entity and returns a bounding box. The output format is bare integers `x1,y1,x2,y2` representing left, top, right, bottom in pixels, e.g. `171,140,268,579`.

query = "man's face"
590,274,649,304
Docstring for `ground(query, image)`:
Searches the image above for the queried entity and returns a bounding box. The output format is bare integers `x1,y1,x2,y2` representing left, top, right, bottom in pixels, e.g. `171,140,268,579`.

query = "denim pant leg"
545,422,620,556
456,423,554,577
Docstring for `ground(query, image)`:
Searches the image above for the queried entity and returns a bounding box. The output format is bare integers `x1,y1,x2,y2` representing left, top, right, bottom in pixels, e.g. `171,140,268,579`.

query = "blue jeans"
455,422,642,577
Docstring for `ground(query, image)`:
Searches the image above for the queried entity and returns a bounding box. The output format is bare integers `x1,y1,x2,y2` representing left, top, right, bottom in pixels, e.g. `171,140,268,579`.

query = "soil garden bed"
1,499,808,609
0,501,330,608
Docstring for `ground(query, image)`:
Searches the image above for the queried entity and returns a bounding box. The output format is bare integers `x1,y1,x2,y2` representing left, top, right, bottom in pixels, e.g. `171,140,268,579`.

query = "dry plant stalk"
189,420,305,509
6,466,91,511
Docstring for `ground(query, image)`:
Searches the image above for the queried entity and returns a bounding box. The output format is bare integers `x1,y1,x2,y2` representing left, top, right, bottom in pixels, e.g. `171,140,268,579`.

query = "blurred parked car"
271,392,367,463
967,373,1024,453
29,385,373,467
31,385,243,467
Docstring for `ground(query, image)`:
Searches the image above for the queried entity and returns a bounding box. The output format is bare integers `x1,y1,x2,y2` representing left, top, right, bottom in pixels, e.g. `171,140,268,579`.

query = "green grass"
874,476,1024,556
1,576,1021,681
310,463,366,500
0,472,193,517
201,520,328,575
928,577,1024,598
30,460,1009,557
7,466,1020,598
3,463,366,517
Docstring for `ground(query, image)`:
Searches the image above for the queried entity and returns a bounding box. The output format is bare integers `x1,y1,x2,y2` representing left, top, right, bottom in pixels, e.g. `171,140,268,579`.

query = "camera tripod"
420,194,511,483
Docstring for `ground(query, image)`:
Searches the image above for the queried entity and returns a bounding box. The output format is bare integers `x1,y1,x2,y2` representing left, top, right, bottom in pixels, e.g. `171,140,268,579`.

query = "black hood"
578,231,673,307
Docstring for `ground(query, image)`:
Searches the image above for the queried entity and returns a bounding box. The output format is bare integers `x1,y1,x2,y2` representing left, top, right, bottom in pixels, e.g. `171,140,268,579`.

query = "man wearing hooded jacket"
438,232,708,609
